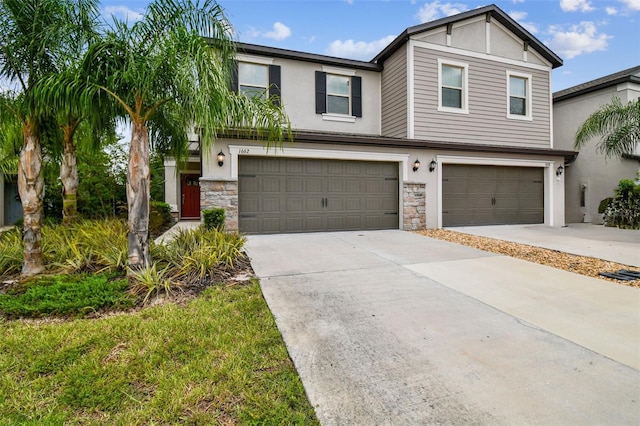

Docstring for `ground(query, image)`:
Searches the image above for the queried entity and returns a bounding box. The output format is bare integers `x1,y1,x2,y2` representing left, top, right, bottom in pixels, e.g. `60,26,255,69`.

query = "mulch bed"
416,229,640,288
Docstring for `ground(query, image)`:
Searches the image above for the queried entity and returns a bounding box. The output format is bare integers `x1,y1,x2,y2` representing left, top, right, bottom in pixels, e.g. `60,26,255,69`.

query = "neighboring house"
554,66,640,224
0,174,22,226
165,4,576,233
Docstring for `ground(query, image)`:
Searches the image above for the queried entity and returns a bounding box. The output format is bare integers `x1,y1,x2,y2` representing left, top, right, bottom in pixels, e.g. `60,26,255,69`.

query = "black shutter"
269,65,281,106
351,76,362,118
229,61,238,93
315,71,326,114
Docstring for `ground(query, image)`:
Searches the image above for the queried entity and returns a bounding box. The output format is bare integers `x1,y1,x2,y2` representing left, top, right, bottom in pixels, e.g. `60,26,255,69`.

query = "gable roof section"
553,65,640,102
372,4,562,68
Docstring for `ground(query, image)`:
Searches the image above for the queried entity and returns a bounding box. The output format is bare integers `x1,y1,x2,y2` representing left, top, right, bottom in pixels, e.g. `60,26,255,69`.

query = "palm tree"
574,97,640,159
80,0,289,269
0,0,96,275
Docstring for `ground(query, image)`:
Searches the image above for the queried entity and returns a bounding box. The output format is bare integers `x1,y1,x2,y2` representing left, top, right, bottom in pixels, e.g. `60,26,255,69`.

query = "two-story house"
553,66,640,224
164,4,576,234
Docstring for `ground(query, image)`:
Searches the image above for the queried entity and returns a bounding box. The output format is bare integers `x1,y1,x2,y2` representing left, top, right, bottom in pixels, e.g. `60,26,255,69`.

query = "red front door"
181,174,201,218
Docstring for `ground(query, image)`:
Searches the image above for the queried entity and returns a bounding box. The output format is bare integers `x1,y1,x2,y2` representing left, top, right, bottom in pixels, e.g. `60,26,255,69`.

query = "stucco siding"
451,18,486,53
413,47,551,147
490,21,524,62
381,46,408,138
554,83,640,223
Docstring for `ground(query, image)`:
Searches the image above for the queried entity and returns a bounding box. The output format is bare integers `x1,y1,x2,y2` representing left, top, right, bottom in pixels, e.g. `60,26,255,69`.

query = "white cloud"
326,35,397,60
559,0,595,12
622,0,640,10
511,0,525,3
104,5,143,22
508,11,539,33
605,6,618,15
546,21,612,59
264,22,291,41
417,1,469,22
509,10,528,21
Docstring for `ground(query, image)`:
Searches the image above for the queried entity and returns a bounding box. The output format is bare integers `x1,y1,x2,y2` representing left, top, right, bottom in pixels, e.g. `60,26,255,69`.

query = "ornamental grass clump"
130,227,247,304
0,228,22,276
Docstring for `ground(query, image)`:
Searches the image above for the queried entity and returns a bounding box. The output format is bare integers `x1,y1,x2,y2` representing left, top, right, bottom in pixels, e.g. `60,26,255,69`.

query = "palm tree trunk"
127,120,151,270
61,126,78,225
18,124,44,276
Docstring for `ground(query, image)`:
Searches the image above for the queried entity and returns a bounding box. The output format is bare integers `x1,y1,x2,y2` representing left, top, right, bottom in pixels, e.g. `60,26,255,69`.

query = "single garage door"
239,157,399,234
442,164,544,226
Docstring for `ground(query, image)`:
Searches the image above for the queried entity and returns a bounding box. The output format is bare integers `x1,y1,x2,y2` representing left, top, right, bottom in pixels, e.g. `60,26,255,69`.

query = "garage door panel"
261,177,281,193
262,197,281,213
443,164,543,226
239,157,398,234
305,160,323,174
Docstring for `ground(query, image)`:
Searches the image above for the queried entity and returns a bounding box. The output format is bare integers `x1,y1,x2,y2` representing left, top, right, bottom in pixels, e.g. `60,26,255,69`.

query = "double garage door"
442,164,544,227
239,157,399,234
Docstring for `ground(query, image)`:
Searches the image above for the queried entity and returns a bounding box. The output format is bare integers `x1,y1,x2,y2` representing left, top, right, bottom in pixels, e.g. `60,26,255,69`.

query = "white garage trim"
228,145,410,181
436,155,560,228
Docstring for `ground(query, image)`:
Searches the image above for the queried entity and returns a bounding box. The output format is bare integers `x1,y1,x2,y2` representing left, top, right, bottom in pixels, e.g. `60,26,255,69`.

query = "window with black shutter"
232,61,281,104
315,71,362,118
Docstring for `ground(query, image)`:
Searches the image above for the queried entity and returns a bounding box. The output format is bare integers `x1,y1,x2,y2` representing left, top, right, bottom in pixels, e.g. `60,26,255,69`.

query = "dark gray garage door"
442,164,544,226
239,157,399,234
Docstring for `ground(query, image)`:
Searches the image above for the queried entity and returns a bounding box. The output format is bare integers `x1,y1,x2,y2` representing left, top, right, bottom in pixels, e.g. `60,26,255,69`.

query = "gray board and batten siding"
238,157,399,234
381,46,408,139
413,48,551,147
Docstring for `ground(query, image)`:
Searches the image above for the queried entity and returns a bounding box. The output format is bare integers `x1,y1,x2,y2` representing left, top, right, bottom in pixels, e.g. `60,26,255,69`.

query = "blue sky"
103,0,639,92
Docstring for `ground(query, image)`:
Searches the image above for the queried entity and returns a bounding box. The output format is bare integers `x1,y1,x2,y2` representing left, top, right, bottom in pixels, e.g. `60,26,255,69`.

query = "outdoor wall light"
217,150,225,167
413,159,421,172
556,165,564,176
429,159,437,172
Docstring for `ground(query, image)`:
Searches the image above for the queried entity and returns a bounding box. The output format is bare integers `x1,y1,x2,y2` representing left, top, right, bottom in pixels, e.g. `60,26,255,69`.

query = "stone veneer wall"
403,182,426,230
200,178,239,232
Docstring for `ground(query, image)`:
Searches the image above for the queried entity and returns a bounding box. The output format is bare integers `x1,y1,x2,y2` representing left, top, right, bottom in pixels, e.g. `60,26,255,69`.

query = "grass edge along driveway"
0,281,318,425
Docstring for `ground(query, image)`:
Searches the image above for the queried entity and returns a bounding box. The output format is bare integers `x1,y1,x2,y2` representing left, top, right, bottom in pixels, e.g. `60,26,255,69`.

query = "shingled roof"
553,65,640,102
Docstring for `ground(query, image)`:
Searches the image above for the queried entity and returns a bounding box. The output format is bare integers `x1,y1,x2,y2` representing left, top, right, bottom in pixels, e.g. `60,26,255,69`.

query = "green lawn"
0,281,318,425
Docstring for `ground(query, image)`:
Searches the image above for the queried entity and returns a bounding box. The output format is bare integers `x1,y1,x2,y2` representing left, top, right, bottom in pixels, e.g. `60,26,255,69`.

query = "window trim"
437,58,469,114
325,73,351,116
506,70,533,121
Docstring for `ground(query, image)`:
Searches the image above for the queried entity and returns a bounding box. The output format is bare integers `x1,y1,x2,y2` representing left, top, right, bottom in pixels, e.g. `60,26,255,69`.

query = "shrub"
203,207,225,230
598,197,612,214
0,273,133,318
150,201,173,235
603,178,640,229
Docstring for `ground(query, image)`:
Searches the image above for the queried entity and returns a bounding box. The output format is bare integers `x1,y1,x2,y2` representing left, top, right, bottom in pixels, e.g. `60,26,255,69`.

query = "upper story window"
438,59,468,114
315,68,362,122
239,62,268,100
231,58,281,105
507,71,532,120
326,74,350,115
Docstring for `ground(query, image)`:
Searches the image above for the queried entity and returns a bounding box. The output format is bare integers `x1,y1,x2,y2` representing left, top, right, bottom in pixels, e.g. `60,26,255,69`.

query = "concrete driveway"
246,230,640,425
447,223,640,267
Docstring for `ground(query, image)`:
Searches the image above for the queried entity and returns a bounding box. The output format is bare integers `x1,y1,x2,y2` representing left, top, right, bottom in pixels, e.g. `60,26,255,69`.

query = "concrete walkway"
448,223,640,267
153,220,201,244
247,231,640,425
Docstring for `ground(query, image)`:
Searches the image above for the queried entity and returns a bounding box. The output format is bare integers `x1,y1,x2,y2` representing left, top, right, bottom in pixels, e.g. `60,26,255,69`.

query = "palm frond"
574,98,640,159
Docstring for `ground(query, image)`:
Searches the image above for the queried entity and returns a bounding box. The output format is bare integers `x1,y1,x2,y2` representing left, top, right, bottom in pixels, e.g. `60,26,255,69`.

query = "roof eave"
234,41,383,72
554,74,640,102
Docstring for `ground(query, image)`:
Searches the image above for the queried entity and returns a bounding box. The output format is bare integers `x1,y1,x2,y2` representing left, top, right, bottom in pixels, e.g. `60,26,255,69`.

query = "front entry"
180,174,201,219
